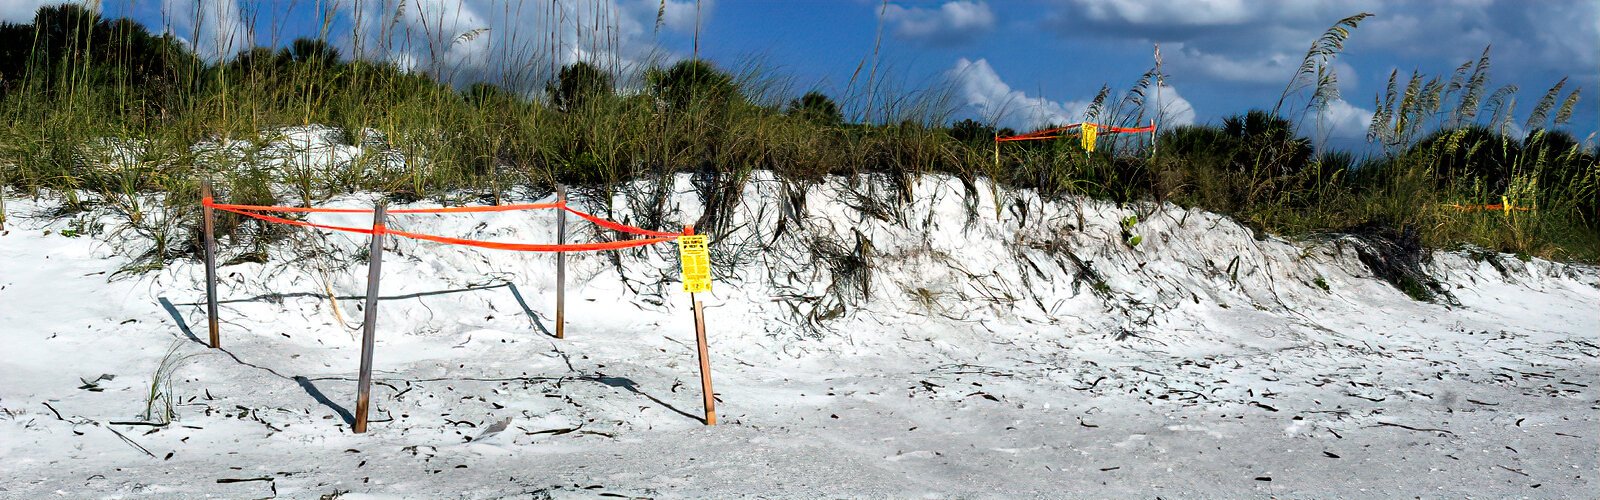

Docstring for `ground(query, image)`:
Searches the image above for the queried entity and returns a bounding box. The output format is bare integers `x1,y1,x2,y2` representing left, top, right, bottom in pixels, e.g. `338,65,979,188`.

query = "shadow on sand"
153,282,687,428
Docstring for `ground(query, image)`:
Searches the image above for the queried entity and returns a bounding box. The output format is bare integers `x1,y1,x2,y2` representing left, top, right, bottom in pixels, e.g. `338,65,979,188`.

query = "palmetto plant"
546,61,614,112
786,91,844,127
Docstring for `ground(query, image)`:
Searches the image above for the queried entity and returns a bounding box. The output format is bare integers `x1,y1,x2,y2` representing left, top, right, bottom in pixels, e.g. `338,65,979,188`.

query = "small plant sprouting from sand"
142,340,196,425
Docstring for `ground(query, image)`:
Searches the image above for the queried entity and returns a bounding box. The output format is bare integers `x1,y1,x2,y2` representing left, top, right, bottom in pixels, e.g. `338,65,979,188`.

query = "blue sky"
7,1,1596,149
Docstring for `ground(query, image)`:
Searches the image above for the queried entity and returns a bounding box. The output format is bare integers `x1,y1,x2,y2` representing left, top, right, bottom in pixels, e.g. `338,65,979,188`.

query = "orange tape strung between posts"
200,191,705,436
385,227,676,252
999,123,1081,142
208,200,563,214
211,198,680,237
1444,204,1533,212
207,197,681,252
995,123,1157,143
215,204,378,235
210,202,372,214
392,202,564,214
561,206,683,238
1101,124,1156,134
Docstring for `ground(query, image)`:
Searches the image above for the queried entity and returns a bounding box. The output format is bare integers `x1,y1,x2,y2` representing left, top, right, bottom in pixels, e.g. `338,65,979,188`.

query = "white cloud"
1073,0,1257,27
1044,2,1371,89
1361,1,1599,69
947,58,1195,130
1153,84,1197,126
947,58,1087,130
882,1,995,46
1164,45,1356,91
1165,42,1295,84
151,0,707,92
1331,61,1358,93
653,0,702,33
0,0,68,23
337,0,706,93
1318,98,1374,139
162,0,251,62
1047,0,1596,88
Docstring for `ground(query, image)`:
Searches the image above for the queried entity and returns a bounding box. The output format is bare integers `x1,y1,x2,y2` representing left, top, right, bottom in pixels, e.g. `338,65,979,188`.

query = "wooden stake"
993,132,999,170
354,202,387,434
992,134,1002,222
201,181,220,349
691,294,716,425
555,185,567,339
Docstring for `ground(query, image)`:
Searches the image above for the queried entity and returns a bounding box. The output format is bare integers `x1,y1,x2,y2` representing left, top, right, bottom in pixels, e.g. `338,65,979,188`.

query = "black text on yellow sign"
678,235,711,293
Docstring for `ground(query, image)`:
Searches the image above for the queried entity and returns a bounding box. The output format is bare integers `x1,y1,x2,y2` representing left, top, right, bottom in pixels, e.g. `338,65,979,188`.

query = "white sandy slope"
1,142,1597,498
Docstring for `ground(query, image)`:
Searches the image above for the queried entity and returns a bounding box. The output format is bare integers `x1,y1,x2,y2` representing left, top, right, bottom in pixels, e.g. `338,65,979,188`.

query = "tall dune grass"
0,4,1594,262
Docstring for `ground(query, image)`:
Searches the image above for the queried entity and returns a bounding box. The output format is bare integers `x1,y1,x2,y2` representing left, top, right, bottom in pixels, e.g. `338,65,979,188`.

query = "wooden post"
201,181,220,349
992,134,1003,222
992,132,999,170
353,202,387,434
691,294,715,425
1150,119,1158,157
555,185,567,339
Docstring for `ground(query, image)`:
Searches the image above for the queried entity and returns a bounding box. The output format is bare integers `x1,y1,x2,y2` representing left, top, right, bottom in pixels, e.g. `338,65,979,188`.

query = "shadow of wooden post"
354,201,387,434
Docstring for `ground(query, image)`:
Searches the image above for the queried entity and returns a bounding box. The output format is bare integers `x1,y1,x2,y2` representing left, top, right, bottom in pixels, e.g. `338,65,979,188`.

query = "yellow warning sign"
678,235,711,293
1081,123,1099,152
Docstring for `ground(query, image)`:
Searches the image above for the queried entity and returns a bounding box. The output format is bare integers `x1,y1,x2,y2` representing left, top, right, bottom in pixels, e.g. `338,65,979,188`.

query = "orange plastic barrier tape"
994,125,1076,143
1444,204,1533,212
212,200,679,252
562,206,684,238
206,198,562,214
995,123,1156,142
206,198,679,236
210,200,373,214
215,205,378,235
1104,124,1156,134
385,227,675,252
392,202,563,214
